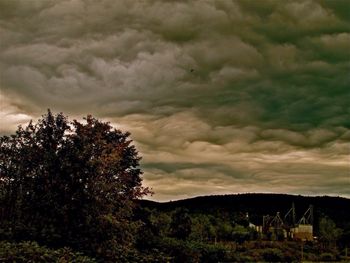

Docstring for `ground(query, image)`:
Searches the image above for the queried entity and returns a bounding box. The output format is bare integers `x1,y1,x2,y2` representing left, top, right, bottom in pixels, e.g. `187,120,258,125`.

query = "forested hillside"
140,193,350,232
134,194,350,262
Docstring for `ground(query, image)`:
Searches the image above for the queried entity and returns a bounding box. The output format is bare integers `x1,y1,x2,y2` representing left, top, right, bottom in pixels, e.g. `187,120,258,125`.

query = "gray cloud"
0,0,349,200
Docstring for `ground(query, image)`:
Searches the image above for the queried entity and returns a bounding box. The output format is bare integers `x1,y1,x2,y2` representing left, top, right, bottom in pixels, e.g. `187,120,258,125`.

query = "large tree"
319,217,343,248
0,110,150,258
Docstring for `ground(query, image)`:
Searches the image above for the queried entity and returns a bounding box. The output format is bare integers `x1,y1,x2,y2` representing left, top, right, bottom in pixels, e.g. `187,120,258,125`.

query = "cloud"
111,112,349,200
0,91,33,134
0,0,349,200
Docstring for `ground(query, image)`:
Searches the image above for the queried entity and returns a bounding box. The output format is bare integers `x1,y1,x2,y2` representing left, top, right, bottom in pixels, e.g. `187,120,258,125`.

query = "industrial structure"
255,204,314,241
291,205,314,241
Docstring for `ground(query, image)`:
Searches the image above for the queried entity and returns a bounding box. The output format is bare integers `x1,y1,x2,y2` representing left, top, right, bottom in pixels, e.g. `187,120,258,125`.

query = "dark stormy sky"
0,0,349,201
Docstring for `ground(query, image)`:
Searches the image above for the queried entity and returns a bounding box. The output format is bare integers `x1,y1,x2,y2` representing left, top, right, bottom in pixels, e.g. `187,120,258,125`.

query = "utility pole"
301,241,304,262
309,205,314,224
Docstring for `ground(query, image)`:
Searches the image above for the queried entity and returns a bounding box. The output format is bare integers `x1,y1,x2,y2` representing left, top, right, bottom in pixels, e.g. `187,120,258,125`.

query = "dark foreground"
1,193,349,262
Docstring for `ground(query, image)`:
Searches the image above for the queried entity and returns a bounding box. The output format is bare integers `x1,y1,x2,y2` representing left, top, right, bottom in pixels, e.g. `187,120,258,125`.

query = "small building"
292,205,314,241
291,224,313,241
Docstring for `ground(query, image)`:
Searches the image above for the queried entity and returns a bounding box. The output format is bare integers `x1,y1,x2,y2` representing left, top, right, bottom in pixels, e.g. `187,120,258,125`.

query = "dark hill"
139,193,350,231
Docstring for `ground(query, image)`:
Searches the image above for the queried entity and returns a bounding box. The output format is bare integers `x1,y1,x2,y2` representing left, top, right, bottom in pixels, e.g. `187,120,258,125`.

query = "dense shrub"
0,241,96,263
320,252,336,261
154,238,232,263
261,248,284,262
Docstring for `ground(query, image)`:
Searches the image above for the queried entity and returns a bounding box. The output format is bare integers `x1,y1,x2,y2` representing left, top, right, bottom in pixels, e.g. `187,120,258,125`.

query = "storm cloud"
0,0,349,201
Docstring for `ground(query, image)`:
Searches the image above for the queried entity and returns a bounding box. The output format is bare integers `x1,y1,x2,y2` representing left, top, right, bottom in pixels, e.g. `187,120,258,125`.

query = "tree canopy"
0,110,150,259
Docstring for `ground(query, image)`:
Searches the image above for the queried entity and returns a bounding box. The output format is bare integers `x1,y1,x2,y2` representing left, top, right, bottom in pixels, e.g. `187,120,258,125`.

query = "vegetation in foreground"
1,111,349,262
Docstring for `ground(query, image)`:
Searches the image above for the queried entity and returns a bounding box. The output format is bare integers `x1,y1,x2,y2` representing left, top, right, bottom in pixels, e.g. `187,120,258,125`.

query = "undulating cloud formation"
0,0,349,201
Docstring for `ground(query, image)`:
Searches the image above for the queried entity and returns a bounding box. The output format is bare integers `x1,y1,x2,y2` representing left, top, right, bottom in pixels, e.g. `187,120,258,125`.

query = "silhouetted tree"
319,217,342,248
0,110,150,259
171,208,192,240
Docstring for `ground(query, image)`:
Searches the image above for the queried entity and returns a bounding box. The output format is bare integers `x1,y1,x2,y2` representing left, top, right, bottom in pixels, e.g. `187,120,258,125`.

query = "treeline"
134,204,348,262
140,193,350,233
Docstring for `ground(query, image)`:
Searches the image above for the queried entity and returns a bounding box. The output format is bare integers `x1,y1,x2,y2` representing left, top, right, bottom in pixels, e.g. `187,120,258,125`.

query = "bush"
233,255,255,262
0,241,96,263
261,248,284,262
320,252,336,261
152,238,233,263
